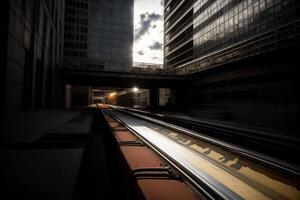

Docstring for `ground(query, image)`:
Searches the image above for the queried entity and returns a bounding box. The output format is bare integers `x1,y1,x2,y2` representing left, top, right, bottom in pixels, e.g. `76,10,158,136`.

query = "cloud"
149,41,162,50
135,12,162,41
160,0,164,6
138,50,144,55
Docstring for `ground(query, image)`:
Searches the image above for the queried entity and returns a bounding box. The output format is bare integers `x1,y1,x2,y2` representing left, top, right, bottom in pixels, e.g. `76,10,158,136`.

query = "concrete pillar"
170,86,191,107
178,86,190,105
71,86,90,107
54,71,66,108
88,87,92,105
91,89,94,104
149,88,159,108
65,84,72,108
169,89,176,106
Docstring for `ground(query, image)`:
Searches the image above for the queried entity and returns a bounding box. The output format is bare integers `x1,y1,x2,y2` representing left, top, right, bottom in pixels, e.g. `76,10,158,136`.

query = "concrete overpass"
58,68,190,88
57,68,191,107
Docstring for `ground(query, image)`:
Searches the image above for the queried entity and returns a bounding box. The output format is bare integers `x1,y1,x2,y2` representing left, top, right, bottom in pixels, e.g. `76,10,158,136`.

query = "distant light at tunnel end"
132,87,139,93
109,92,117,98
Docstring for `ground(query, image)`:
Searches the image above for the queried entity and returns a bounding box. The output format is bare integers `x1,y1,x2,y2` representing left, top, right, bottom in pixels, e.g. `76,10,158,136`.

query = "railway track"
121,107,300,167
98,104,300,200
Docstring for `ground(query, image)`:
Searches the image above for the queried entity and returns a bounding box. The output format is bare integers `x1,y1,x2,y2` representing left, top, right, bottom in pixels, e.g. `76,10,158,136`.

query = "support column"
0,0,9,114
149,88,159,108
170,86,191,107
54,71,66,108
169,89,176,107
88,87,92,105
65,84,72,108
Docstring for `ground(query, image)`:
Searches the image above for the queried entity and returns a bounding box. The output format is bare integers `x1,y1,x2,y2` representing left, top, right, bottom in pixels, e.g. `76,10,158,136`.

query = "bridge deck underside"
59,70,190,88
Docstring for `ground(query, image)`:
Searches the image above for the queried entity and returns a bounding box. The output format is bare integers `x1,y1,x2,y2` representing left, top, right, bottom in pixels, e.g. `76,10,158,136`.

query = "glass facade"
164,0,299,74
64,0,88,58
64,0,133,71
164,0,194,70
88,0,133,71
194,0,296,57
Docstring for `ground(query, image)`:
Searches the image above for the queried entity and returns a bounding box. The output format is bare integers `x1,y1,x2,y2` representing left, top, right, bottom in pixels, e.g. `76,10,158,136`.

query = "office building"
164,0,299,74
0,0,65,113
164,0,300,128
64,0,133,71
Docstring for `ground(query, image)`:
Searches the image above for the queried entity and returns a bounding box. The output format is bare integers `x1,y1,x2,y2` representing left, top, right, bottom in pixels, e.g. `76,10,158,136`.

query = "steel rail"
101,108,242,200
98,105,300,200
101,106,300,200
111,106,300,177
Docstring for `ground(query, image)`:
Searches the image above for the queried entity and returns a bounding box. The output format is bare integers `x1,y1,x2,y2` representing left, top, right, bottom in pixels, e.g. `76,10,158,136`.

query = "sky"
133,0,164,64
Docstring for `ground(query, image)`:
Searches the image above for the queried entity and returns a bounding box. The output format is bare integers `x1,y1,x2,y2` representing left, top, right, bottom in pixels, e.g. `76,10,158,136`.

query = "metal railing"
60,61,172,75
131,62,167,74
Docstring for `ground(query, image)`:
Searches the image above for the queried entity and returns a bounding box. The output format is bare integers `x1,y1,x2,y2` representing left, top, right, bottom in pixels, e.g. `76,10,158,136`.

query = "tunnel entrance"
64,85,172,109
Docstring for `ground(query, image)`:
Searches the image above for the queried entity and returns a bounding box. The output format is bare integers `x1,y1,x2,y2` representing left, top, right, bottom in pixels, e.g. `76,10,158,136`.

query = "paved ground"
0,109,91,143
0,108,94,200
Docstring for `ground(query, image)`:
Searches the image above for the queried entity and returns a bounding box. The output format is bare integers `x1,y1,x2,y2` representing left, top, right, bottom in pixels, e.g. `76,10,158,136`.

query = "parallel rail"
119,107,300,176
102,107,229,200
98,105,300,200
